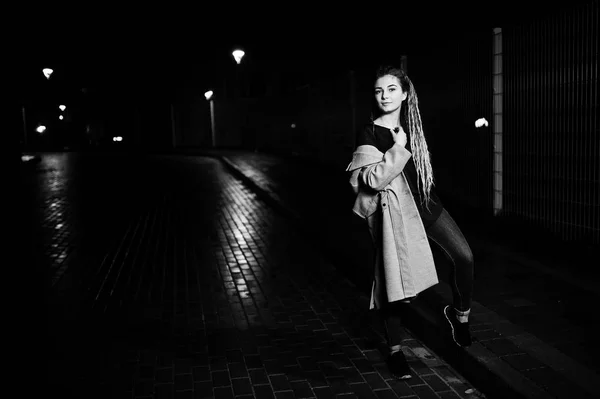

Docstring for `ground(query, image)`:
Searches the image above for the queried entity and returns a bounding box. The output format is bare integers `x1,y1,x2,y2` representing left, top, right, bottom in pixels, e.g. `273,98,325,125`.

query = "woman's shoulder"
355,123,376,146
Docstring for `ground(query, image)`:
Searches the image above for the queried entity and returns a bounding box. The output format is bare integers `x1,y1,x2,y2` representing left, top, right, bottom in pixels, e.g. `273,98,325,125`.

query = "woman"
346,65,474,380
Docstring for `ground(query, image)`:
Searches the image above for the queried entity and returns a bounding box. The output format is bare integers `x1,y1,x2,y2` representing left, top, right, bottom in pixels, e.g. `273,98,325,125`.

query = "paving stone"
231,377,253,396
211,370,231,387
522,367,594,399
363,372,388,390
174,374,194,391
154,384,174,399
290,380,314,398
479,338,523,356
421,374,451,392
249,369,270,385
228,362,248,378
274,391,296,399
350,382,378,399
313,386,336,399
500,353,545,371
327,377,354,394
387,379,416,397
40,153,545,399
254,383,276,399
269,374,292,392
213,386,234,399
409,385,440,399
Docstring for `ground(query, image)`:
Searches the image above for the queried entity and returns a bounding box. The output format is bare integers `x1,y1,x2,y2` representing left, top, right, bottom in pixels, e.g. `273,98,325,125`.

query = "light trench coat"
346,143,439,309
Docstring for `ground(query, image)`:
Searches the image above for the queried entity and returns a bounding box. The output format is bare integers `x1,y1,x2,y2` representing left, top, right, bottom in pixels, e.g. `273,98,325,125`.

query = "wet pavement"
219,150,600,399
25,152,489,399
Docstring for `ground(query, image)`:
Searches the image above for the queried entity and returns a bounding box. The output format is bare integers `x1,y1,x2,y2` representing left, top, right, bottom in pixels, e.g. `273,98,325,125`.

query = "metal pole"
22,105,28,148
492,27,503,216
210,99,216,148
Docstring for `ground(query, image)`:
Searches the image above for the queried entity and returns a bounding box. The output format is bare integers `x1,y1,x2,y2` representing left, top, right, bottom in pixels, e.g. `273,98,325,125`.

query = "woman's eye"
389,88,396,91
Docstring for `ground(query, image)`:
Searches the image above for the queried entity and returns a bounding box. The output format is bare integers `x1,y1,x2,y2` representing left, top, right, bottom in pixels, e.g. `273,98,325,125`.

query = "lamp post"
204,90,216,148
232,49,245,98
59,105,66,121
23,68,55,150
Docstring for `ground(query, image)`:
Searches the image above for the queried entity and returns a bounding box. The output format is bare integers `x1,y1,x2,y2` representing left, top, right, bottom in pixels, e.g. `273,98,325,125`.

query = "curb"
403,290,553,399
218,155,600,399
218,156,517,398
220,156,303,226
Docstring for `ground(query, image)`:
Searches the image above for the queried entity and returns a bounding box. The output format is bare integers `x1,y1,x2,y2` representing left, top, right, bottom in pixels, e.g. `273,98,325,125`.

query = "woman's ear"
402,92,408,102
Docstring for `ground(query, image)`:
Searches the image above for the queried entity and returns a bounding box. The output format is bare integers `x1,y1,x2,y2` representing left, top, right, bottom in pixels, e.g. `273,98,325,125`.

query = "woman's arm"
360,143,412,191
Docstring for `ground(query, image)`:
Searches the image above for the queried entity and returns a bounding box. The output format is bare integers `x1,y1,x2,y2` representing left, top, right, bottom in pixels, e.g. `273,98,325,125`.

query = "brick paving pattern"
27,153,485,398
221,153,600,399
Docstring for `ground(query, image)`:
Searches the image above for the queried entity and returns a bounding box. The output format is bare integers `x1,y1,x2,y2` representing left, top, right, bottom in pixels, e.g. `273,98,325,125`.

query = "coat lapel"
348,145,439,308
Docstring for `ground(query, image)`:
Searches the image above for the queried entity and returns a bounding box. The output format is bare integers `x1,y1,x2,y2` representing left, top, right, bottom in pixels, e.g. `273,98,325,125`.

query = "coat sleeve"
360,143,412,191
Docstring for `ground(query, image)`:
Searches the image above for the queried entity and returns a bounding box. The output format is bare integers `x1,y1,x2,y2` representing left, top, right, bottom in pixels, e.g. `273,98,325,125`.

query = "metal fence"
503,1,599,245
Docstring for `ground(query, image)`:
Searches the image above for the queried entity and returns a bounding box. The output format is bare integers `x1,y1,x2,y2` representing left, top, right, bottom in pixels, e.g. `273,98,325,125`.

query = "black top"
355,123,443,227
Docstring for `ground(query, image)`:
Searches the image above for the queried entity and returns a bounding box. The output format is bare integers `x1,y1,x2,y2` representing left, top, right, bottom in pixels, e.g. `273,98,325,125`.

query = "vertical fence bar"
493,28,503,216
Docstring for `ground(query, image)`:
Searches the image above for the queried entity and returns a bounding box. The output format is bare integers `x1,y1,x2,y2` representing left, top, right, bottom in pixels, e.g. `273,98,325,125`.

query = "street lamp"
205,90,217,148
232,49,246,99
43,68,53,80
59,105,66,111
232,49,245,65
475,117,489,128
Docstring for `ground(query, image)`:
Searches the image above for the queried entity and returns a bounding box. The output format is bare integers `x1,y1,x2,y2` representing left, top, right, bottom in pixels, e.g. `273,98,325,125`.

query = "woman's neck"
375,114,400,130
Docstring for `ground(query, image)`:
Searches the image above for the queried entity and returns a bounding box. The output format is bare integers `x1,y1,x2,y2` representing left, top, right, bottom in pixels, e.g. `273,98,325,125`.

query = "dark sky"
14,2,577,101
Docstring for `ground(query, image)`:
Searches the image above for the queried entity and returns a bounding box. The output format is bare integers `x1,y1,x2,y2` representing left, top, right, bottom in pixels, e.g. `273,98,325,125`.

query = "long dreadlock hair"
371,65,436,211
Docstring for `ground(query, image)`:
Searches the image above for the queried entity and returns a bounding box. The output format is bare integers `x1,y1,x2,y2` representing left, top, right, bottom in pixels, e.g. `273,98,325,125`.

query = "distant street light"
43,68,53,79
232,49,246,98
232,49,245,65
205,90,217,147
475,117,489,128
36,125,46,133
59,105,66,111
59,115,64,120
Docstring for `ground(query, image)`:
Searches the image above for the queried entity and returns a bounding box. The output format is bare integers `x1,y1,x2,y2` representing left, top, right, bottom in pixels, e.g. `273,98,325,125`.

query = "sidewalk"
218,150,600,399
32,152,488,398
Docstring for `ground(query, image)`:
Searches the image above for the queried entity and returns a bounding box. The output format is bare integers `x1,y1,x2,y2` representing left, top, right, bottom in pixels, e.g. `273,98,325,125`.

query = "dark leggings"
383,207,475,346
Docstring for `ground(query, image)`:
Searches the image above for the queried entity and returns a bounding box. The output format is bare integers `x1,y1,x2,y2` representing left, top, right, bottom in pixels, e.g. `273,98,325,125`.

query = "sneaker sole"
444,305,464,347
389,352,413,380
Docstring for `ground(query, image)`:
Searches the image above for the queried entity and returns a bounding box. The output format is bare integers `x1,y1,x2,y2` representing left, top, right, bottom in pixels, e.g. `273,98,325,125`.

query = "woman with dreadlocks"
346,66,474,380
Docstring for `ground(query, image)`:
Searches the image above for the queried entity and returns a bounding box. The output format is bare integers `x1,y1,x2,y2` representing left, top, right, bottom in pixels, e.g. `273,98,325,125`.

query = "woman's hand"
392,129,407,147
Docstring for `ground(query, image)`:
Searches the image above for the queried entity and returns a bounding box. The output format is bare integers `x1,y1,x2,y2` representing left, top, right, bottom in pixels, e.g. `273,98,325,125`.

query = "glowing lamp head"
232,49,245,64
475,118,489,128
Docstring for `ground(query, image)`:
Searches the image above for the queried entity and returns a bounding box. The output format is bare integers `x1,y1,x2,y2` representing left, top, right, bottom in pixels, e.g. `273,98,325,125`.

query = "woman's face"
374,75,407,114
